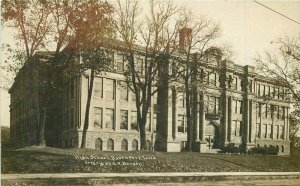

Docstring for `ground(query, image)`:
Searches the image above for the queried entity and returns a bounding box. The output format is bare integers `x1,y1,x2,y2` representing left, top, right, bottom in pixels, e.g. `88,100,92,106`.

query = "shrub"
249,146,279,155
220,143,240,154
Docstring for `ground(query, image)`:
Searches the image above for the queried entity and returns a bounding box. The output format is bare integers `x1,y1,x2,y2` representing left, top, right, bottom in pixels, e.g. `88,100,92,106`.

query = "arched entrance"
132,139,138,151
95,138,103,150
205,122,221,149
107,138,114,151
121,139,128,151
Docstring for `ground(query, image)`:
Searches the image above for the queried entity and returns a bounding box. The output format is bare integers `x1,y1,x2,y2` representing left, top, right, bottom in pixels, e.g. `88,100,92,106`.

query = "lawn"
2,146,300,174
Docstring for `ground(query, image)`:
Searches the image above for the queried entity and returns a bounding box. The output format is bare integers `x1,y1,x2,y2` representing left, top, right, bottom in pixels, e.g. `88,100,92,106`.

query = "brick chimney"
179,27,192,51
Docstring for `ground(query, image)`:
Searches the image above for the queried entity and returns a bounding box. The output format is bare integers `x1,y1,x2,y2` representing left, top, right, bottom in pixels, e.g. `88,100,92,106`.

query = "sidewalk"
2,172,300,185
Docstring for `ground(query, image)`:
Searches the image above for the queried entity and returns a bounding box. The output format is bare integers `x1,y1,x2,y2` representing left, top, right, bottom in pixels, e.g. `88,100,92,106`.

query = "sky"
0,0,300,127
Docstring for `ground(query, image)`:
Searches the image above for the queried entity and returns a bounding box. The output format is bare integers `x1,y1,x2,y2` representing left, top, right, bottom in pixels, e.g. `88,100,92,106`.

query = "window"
121,139,128,151
135,58,143,74
256,123,260,137
263,124,267,138
216,97,220,114
267,86,271,96
95,138,102,150
234,100,238,113
275,125,279,139
105,109,114,129
270,86,274,97
280,126,284,139
216,74,220,87
131,90,136,102
132,139,138,150
108,52,114,69
105,79,115,100
120,110,128,130
131,111,138,130
249,80,253,92
273,87,278,98
178,91,185,107
94,78,103,98
209,72,216,86
278,107,284,119
260,84,264,96
234,121,241,136
107,138,114,151
257,103,261,117
282,107,285,119
207,96,215,113
206,71,210,84
178,115,185,133
120,83,128,101
268,124,272,138
270,105,274,118
153,113,157,132
262,104,267,118
232,120,236,135
94,107,103,128
115,54,124,72
264,104,269,118
231,77,237,90
146,113,151,131
236,100,243,114
170,61,178,77
207,96,218,114
276,106,280,119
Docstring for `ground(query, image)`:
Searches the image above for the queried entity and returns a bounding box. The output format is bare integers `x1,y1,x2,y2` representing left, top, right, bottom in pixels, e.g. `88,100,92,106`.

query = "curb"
2,172,300,179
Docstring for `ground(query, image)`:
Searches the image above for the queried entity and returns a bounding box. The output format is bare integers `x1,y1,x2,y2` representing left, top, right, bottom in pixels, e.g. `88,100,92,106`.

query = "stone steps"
204,148,220,154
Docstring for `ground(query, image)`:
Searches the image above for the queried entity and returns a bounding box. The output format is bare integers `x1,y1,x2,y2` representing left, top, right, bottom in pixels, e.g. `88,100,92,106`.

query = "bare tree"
175,10,222,151
255,36,300,149
115,0,180,150
2,0,115,147
255,37,300,104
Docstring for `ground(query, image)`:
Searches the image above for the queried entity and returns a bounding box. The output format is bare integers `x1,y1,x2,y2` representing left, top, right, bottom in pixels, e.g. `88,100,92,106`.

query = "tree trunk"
139,118,147,150
38,106,46,147
81,68,95,148
186,91,193,152
184,62,194,151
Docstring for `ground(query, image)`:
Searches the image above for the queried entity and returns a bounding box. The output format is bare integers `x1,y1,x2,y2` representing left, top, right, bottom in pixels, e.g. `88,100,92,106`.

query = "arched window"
95,138,102,150
107,138,114,151
132,139,138,150
121,139,128,151
146,140,151,150
281,145,284,153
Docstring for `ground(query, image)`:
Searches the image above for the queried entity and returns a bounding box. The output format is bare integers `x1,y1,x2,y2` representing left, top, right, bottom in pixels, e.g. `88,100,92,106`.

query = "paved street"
113,179,300,186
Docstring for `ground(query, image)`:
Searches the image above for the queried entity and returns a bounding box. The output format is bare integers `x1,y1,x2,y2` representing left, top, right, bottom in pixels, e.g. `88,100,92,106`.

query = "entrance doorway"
205,122,221,149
